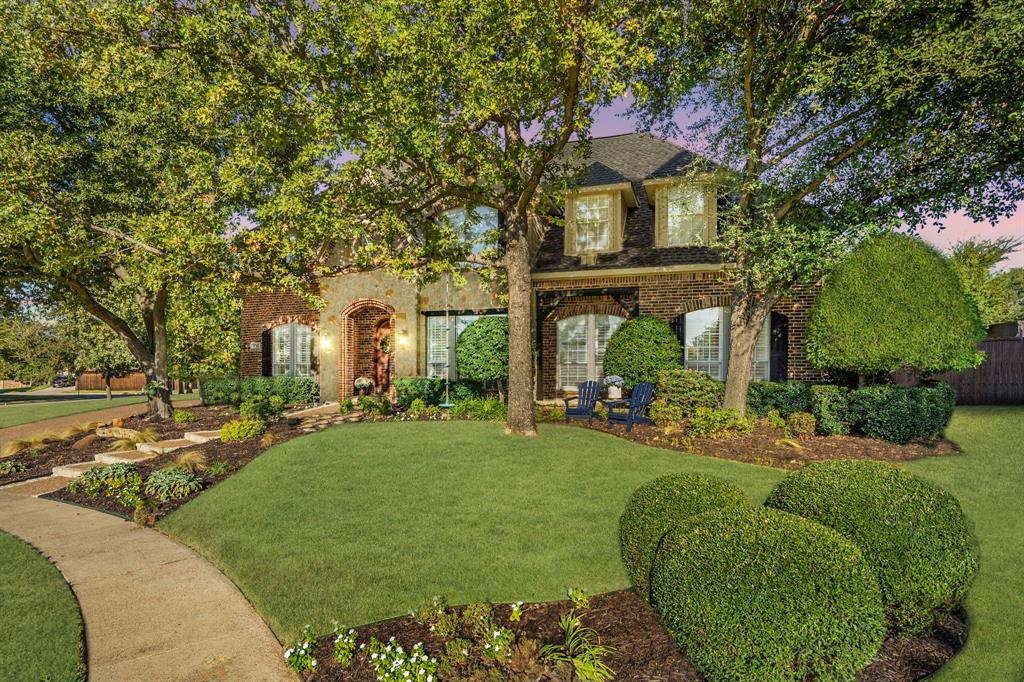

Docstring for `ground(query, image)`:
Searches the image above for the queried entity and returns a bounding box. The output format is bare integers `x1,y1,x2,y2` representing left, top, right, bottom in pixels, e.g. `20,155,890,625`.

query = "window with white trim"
681,307,770,381
425,313,505,379
271,323,312,377
556,314,625,391
574,195,612,252
665,186,705,246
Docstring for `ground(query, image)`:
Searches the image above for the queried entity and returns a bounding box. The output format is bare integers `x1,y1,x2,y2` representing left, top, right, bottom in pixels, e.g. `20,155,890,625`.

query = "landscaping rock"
95,427,140,439
71,434,101,450
338,411,364,423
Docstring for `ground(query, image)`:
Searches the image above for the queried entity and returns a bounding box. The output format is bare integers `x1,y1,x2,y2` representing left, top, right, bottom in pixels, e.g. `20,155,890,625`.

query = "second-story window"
441,206,499,254
666,186,705,246
574,195,612,252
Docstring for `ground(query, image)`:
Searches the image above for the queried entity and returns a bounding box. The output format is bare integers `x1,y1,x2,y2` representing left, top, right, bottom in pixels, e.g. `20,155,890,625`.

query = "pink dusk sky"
590,102,1024,269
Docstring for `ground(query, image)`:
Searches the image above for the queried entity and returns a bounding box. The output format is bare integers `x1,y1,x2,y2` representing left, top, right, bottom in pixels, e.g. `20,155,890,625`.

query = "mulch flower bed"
40,407,310,520
305,591,965,681
581,421,960,470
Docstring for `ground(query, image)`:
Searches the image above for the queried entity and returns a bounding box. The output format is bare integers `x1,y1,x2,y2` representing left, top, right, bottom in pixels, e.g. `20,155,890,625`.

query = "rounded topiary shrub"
806,233,984,377
455,316,509,399
602,315,682,389
650,507,886,682
619,474,748,602
765,460,978,633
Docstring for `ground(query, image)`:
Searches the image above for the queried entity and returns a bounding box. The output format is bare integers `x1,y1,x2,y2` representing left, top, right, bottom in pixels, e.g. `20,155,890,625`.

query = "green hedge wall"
201,376,318,406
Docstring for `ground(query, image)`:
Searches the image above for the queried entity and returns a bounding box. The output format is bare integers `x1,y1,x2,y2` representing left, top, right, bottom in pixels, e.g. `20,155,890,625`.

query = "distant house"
241,133,820,402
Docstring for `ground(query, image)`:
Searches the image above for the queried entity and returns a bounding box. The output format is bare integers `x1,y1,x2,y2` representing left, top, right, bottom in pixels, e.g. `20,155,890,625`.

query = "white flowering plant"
332,624,358,668
284,624,318,672
368,637,438,682
603,375,625,388
481,627,516,661
354,376,374,390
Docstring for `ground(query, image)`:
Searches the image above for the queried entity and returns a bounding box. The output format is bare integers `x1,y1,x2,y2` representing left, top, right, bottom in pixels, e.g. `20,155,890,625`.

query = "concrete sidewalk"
0,399,200,446
0,493,294,681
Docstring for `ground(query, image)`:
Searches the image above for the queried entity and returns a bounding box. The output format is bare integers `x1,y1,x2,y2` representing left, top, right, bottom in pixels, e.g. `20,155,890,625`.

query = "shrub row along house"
242,133,819,402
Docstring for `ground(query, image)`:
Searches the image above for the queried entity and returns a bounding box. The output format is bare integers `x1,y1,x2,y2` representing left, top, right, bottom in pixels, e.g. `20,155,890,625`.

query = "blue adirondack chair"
607,382,656,432
563,380,602,424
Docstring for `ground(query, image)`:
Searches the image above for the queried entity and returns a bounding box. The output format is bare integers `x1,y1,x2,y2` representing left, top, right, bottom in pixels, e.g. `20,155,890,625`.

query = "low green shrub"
746,381,813,417
201,376,318,406
206,460,231,477
786,411,817,438
201,377,239,405
408,398,427,417
359,396,393,417
220,418,266,442
810,384,850,436
687,407,751,439
393,376,485,407
602,315,682,388
650,507,886,682
338,398,354,414
67,462,144,508
619,474,748,602
762,409,786,431
766,460,978,634
173,409,198,425
451,397,507,421
240,394,285,423
655,366,720,419
144,467,203,502
847,383,955,443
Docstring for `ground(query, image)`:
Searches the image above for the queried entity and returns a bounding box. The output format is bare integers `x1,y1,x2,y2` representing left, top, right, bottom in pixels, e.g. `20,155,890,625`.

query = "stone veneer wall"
240,289,321,379
534,269,819,399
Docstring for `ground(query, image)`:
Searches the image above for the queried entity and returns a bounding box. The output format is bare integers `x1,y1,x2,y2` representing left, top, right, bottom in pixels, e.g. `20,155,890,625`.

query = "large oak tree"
634,0,1024,412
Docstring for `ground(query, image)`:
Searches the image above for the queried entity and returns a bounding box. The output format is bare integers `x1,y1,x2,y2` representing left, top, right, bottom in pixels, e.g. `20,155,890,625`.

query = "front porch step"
183,430,220,444
137,439,194,455
94,450,158,465
1,475,75,497
52,461,105,479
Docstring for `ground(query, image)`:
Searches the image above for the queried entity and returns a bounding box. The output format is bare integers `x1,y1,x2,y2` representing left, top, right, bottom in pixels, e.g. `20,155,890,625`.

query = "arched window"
271,323,313,377
556,314,625,391
678,307,769,381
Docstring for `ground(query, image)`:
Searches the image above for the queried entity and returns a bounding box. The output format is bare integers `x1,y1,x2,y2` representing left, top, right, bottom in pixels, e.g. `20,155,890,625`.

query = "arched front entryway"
339,300,396,397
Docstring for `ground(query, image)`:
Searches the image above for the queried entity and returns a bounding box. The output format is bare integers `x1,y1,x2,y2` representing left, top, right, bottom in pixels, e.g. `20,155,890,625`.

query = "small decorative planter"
607,386,622,400
604,375,624,401
354,377,374,396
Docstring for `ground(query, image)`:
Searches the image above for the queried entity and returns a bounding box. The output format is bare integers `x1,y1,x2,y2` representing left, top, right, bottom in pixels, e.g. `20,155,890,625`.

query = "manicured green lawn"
161,409,1024,680
161,421,783,640
0,392,195,429
0,531,85,681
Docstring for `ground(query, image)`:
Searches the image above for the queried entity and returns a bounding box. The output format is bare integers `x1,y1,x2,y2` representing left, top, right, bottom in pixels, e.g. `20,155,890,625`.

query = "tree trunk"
722,289,777,415
504,226,538,436
105,374,112,401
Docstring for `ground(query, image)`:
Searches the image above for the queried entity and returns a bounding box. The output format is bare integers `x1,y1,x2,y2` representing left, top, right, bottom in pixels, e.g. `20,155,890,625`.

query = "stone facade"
534,268,819,399
241,271,504,402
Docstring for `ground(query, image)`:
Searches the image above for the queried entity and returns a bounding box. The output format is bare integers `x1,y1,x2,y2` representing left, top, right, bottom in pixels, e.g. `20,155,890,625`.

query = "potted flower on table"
354,377,374,397
604,375,624,401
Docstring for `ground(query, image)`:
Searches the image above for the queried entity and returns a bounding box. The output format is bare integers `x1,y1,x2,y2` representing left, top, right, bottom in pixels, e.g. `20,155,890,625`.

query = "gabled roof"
533,132,723,274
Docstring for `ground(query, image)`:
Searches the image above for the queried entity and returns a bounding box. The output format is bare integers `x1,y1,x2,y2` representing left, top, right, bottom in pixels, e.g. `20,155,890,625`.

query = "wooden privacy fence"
937,337,1024,405
75,371,147,391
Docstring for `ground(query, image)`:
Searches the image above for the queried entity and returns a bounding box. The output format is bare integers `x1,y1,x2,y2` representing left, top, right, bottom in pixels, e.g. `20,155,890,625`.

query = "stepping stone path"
1,429,222,497
298,410,363,433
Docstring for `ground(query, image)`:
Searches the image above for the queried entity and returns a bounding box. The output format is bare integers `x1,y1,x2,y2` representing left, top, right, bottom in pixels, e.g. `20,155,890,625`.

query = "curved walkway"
0,492,293,682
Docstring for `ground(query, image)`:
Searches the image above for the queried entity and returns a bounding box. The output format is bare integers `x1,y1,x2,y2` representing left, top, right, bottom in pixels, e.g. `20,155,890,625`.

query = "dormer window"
563,182,636,258
646,178,717,248
574,195,612,252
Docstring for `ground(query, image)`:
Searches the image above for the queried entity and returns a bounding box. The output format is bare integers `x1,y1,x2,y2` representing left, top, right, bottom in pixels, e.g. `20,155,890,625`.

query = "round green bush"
619,474,748,602
847,383,955,443
806,233,984,376
455,317,509,394
765,460,978,633
602,315,681,389
651,507,886,682
220,418,266,442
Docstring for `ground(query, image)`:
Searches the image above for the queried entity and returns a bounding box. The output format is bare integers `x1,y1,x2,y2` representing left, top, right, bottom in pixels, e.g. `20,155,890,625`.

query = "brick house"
241,132,818,402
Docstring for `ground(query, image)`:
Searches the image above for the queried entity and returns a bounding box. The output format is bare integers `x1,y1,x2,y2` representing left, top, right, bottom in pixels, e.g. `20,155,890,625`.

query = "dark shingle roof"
534,132,723,274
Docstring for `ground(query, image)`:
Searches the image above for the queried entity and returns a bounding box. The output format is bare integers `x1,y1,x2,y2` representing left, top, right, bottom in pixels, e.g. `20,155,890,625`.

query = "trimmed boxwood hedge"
602,315,682,389
619,474,748,602
810,384,850,436
765,460,978,634
392,377,483,408
746,381,813,417
847,383,956,443
650,507,886,682
201,376,318,406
